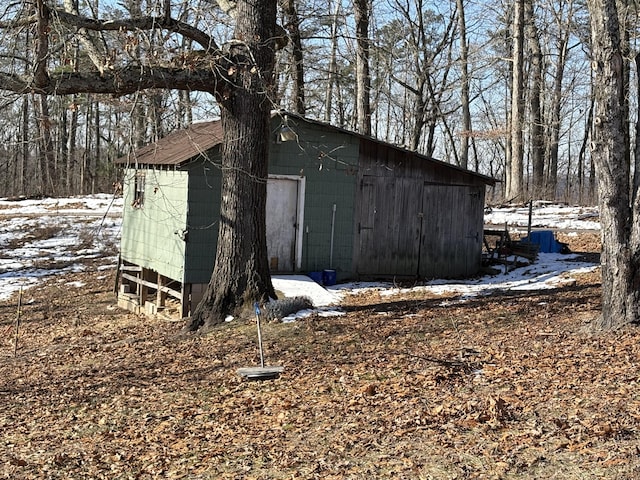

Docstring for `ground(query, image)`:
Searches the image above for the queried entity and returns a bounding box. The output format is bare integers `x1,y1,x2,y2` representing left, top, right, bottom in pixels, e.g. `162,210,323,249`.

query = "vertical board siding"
355,139,487,279
120,167,188,282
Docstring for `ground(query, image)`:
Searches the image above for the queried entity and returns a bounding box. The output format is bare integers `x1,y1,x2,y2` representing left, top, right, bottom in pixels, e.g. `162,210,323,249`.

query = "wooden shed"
115,112,495,317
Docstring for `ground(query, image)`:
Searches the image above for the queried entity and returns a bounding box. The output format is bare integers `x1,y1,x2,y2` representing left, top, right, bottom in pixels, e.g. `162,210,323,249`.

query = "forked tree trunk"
587,0,640,330
188,0,277,331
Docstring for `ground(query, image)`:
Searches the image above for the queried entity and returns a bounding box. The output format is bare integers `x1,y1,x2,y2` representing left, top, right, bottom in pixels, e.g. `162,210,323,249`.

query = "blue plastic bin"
323,269,337,286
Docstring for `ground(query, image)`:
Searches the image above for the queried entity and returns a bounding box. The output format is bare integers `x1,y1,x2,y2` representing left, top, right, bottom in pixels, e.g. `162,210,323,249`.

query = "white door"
266,177,299,272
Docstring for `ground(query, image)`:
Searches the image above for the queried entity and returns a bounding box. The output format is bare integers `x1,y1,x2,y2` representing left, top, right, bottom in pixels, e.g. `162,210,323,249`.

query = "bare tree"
0,0,282,330
190,1,280,330
544,0,576,199
506,0,525,201
525,0,545,199
324,0,342,123
354,0,372,135
456,0,471,170
281,0,305,114
587,0,640,330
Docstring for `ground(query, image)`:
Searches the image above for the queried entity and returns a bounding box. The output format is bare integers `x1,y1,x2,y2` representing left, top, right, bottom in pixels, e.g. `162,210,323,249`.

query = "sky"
0,195,599,322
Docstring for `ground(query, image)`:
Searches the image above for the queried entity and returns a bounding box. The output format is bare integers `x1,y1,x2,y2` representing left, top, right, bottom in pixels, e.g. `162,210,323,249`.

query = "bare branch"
51,9,219,52
0,15,36,29
62,0,107,74
0,65,222,96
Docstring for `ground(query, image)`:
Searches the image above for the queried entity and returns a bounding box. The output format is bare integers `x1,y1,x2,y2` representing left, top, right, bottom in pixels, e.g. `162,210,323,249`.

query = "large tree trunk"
189,0,277,331
354,0,371,136
506,0,525,201
525,0,545,199
587,0,640,330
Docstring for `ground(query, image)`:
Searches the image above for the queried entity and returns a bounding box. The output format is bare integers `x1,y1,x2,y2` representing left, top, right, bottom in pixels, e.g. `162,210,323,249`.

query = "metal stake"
14,287,23,357
254,302,265,368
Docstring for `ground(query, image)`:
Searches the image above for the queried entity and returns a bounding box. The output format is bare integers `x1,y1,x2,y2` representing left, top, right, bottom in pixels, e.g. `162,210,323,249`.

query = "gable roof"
115,112,495,185
115,120,223,166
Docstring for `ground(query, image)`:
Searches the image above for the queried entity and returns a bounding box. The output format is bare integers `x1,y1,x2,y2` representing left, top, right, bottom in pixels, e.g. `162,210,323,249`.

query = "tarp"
522,230,566,253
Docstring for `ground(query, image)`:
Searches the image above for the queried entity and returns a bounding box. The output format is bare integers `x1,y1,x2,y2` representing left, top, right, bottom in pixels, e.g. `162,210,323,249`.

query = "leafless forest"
0,0,605,204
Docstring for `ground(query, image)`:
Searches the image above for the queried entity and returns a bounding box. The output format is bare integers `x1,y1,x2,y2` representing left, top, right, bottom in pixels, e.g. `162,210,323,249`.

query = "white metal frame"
268,174,306,271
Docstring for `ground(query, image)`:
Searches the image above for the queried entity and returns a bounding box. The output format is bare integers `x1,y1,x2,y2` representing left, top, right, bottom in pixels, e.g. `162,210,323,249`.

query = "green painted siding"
183,156,222,284
179,120,359,283
270,119,359,279
120,168,188,282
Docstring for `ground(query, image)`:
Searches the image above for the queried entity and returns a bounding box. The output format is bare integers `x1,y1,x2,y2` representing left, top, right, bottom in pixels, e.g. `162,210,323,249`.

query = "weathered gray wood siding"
120,167,188,282
354,139,486,279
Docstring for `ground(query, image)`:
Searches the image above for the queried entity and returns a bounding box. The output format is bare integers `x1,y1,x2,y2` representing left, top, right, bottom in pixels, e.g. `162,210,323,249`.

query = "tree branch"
0,5,219,53
51,10,219,52
0,66,222,96
62,0,107,74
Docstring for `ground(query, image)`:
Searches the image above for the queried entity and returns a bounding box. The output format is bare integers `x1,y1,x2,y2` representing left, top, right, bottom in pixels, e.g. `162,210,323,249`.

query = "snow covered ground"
0,196,600,322
0,194,122,301
484,202,600,232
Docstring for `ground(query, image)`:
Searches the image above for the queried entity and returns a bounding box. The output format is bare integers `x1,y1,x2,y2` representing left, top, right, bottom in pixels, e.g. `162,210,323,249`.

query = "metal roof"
115,120,223,166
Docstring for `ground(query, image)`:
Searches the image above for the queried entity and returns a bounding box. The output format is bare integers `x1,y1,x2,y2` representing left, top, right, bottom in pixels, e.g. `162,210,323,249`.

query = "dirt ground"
3,232,640,479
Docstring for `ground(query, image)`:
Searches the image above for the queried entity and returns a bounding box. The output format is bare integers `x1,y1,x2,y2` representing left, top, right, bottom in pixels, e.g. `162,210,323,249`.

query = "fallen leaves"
1,237,640,478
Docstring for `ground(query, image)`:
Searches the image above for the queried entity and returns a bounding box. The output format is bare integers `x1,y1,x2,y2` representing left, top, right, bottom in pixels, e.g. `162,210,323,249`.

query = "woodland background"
0,0,600,204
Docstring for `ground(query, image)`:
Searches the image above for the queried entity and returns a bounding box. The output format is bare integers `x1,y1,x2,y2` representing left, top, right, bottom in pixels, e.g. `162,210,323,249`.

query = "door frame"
267,174,306,271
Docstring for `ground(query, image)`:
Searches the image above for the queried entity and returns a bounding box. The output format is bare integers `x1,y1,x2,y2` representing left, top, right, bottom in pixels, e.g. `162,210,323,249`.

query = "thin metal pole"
527,200,533,241
14,287,23,357
254,303,265,368
329,204,336,268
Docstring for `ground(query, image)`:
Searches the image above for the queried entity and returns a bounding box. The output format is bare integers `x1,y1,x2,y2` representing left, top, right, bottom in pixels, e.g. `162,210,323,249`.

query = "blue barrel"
323,269,337,286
